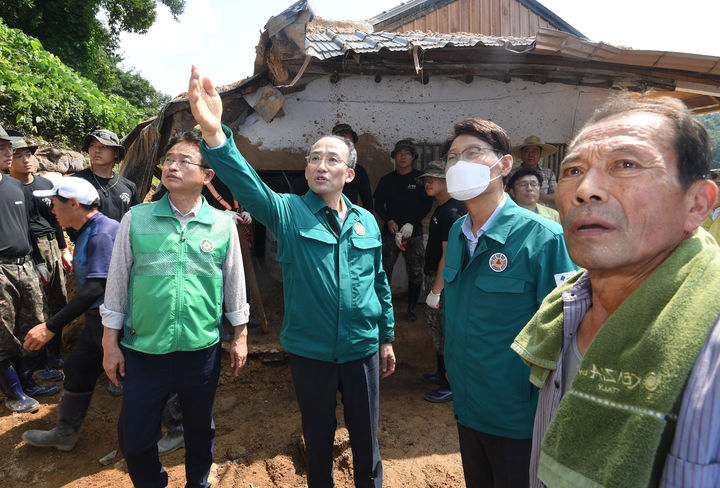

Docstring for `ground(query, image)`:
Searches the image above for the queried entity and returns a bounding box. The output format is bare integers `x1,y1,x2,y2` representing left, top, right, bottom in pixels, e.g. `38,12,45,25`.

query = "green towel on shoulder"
513,231,720,488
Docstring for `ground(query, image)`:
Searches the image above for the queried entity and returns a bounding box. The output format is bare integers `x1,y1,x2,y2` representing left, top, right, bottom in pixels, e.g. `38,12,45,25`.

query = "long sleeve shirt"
100,197,249,330
200,126,394,363
530,271,720,488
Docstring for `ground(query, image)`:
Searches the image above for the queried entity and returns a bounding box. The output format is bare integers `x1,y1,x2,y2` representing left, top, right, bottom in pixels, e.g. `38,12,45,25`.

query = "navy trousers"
63,311,104,394
118,343,221,488
289,352,382,488
456,422,532,488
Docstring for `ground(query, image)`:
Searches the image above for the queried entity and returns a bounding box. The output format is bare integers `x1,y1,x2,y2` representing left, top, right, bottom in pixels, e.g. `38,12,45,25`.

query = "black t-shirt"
374,169,434,236
343,164,373,212
19,175,67,247
0,175,33,257
424,198,466,274
74,168,140,222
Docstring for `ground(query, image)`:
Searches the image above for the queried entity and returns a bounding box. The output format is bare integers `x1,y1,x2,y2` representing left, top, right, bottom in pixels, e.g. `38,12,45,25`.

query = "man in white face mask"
440,118,577,488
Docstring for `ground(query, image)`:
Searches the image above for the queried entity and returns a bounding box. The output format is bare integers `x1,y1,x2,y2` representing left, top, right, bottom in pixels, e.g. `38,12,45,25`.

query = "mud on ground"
0,298,464,487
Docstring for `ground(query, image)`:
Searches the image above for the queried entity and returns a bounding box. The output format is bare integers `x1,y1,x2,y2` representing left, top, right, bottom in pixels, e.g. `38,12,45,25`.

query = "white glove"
61,250,73,271
238,211,252,225
399,223,413,239
36,263,50,286
426,290,441,309
394,232,406,251
225,209,251,225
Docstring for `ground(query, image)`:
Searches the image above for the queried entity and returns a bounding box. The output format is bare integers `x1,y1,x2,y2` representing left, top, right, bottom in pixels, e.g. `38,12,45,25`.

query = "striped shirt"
530,271,720,488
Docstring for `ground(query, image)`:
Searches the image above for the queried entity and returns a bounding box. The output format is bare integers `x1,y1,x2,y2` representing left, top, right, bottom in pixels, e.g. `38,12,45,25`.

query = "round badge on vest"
489,252,507,272
354,222,366,236
200,239,215,252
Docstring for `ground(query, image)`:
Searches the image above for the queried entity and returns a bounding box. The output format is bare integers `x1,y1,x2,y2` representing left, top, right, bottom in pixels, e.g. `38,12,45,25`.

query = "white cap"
33,177,100,205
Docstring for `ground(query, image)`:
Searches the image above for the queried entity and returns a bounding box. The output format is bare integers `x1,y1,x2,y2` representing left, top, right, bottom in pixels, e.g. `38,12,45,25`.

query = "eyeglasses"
515,181,540,189
161,156,208,169
306,153,346,167
445,146,501,165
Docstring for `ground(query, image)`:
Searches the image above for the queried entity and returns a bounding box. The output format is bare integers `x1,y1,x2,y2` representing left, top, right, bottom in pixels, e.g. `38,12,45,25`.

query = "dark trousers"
290,352,382,488
456,423,531,488
63,311,105,393
118,343,221,488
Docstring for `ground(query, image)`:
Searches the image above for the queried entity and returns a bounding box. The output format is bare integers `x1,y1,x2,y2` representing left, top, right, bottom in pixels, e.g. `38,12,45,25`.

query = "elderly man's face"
0,140,12,171
521,145,542,167
556,111,694,273
305,136,354,196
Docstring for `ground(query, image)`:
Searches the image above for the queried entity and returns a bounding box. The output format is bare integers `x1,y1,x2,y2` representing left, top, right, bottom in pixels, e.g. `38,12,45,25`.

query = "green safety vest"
122,194,231,354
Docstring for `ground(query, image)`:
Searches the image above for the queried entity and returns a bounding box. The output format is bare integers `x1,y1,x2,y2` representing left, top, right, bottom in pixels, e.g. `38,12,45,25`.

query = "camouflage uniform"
0,259,47,362
382,234,425,288
423,272,445,353
36,235,67,316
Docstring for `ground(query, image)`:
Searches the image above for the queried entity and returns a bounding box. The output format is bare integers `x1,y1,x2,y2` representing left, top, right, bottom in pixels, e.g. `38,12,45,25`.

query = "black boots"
15,357,59,397
0,360,40,412
406,282,422,322
22,391,93,451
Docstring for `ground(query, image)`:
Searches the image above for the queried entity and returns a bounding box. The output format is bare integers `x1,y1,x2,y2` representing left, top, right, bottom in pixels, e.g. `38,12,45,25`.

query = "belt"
37,234,56,241
0,254,32,265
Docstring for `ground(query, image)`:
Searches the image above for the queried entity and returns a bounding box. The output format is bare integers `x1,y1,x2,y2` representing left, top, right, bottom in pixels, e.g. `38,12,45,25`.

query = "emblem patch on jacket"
489,253,507,272
200,239,215,252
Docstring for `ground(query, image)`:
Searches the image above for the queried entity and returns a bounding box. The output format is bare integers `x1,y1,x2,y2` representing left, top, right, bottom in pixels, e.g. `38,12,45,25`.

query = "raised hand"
188,65,225,147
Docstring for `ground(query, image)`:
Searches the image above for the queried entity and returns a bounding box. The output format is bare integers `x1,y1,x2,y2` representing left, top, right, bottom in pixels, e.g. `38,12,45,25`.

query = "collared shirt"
530,271,720,488
443,195,577,438
199,126,394,364
100,196,248,329
461,194,505,256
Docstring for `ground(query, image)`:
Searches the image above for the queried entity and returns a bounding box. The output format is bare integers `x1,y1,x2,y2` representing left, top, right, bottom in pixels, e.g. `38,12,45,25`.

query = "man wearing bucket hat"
332,123,373,212
417,160,465,403
0,125,22,172
22,177,119,451
0,126,51,412
374,138,433,321
511,136,558,205
10,138,72,376
76,129,139,223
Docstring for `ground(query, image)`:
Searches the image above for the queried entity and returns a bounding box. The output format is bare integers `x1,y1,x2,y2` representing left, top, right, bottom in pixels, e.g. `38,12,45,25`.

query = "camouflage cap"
11,138,38,155
417,160,446,181
83,129,126,159
0,124,23,143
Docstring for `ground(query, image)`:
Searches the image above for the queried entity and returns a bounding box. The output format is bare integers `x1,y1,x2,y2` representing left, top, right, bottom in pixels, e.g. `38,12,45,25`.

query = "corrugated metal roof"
305,29,535,60
534,28,720,76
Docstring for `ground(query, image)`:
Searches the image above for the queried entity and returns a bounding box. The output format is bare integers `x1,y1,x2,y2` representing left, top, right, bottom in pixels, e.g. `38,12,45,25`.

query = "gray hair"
306,135,357,169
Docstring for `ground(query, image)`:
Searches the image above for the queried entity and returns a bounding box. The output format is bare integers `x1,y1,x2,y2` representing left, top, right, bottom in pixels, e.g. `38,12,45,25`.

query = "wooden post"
237,223,269,334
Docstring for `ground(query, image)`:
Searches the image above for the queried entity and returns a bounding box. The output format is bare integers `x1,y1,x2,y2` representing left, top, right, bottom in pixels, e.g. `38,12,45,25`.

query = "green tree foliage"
0,19,141,147
697,112,720,169
0,0,181,114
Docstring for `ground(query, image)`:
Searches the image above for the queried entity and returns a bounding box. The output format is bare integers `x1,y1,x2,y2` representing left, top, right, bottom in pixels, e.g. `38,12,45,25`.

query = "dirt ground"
0,296,465,487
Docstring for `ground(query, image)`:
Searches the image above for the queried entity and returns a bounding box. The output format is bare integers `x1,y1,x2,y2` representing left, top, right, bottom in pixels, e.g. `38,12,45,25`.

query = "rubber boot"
422,354,446,384
0,360,40,413
15,357,59,397
45,334,65,370
158,393,184,456
31,349,63,382
22,391,92,451
406,282,421,322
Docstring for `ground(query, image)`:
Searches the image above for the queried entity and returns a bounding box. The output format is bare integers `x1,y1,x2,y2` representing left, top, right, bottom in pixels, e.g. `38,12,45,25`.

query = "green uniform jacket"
443,196,577,438
122,194,231,354
202,128,394,363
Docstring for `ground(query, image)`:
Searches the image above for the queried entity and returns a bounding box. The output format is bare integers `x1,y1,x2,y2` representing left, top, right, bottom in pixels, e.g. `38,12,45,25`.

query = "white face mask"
446,158,502,201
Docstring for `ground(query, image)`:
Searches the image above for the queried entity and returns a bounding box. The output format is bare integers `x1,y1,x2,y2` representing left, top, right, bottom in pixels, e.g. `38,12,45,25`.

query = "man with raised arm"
188,66,395,488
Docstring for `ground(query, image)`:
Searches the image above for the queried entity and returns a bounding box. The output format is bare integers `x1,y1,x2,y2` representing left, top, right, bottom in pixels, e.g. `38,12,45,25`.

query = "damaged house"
120,0,720,280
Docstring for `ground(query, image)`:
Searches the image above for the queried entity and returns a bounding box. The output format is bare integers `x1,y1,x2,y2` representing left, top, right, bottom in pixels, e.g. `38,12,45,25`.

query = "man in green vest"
188,65,395,488
513,94,720,487
101,130,249,488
